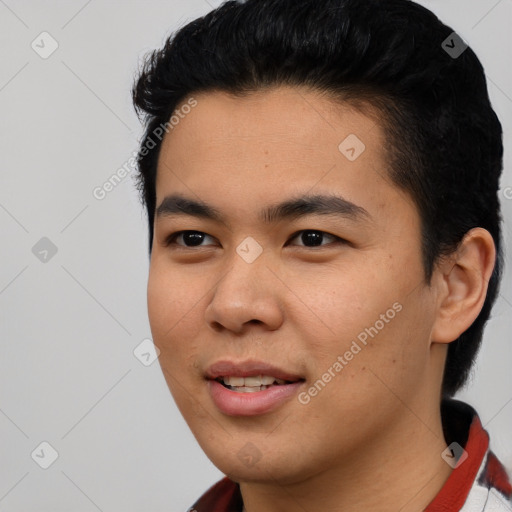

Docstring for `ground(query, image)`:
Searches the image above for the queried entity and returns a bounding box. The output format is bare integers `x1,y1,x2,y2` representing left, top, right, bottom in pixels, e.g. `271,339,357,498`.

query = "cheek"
147,265,206,414
299,265,387,340
148,260,201,335
301,261,432,395
147,261,207,383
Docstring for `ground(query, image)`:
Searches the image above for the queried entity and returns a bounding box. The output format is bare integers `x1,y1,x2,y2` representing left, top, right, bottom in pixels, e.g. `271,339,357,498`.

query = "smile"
205,360,305,416
216,375,293,392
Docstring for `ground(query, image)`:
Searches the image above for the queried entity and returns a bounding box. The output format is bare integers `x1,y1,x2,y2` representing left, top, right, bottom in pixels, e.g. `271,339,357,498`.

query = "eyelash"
163,230,346,250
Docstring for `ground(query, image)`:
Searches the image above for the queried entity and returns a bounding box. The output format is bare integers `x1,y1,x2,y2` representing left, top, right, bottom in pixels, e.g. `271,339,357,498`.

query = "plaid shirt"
189,399,512,512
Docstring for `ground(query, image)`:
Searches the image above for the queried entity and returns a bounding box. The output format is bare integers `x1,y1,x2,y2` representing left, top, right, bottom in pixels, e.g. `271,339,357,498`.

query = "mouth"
214,375,301,393
205,360,306,416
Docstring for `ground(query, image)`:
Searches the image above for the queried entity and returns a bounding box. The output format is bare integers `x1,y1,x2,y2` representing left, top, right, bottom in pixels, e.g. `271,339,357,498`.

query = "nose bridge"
205,239,284,333
217,238,268,302
218,233,269,289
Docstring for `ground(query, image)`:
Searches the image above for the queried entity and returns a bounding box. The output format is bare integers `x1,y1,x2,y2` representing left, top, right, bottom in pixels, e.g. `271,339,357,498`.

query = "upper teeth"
221,375,287,387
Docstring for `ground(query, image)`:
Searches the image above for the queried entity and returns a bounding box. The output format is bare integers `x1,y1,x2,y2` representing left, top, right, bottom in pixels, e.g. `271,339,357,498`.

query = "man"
131,0,511,510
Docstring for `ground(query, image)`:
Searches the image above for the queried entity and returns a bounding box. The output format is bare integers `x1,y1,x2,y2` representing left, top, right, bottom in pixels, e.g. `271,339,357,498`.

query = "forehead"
155,86,412,227
159,87,386,162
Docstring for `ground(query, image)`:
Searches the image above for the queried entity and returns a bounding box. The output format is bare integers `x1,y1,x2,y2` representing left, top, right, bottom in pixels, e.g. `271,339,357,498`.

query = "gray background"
0,0,511,510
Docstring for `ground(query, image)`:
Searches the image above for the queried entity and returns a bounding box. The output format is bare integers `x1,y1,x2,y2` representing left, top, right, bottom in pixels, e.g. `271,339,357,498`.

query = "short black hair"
132,0,504,397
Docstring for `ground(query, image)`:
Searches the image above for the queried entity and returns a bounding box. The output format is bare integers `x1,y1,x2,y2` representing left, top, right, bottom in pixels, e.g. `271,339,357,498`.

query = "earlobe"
431,228,496,344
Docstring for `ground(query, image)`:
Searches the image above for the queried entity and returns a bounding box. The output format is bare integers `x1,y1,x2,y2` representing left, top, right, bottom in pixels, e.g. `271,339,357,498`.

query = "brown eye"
287,230,344,248
164,231,216,248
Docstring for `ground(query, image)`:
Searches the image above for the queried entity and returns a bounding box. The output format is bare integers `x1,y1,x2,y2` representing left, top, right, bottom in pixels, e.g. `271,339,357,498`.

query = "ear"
431,228,496,344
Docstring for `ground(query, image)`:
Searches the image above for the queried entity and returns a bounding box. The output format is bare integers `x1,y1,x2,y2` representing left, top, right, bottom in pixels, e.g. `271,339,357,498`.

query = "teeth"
237,386,265,393
244,375,265,386
225,376,245,386
221,375,287,387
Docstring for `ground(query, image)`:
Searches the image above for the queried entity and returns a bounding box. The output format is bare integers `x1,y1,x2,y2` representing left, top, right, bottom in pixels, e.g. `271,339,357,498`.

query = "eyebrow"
155,193,371,227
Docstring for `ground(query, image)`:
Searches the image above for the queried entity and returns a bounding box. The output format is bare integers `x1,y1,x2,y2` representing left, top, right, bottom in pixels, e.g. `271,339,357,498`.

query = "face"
148,86,442,484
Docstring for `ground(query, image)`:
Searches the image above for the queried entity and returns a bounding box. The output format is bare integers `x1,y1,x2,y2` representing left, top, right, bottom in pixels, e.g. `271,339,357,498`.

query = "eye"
286,229,344,248
164,229,345,249
164,231,216,248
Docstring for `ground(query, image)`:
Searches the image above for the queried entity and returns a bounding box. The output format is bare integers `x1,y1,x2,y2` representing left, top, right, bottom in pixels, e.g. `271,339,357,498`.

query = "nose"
204,249,284,335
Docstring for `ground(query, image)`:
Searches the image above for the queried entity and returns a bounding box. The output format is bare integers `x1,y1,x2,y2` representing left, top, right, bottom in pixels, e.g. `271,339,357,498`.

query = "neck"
239,398,452,512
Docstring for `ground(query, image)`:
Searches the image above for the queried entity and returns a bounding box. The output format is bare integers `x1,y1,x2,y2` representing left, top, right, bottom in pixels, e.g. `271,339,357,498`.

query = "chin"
200,441,312,486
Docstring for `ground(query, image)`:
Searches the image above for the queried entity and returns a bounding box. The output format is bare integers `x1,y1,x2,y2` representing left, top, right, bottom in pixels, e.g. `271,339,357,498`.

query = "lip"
207,379,304,416
205,359,303,381
205,359,305,416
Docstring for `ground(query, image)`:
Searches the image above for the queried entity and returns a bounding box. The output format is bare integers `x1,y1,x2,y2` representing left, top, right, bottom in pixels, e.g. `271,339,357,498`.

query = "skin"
147,86,496,512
